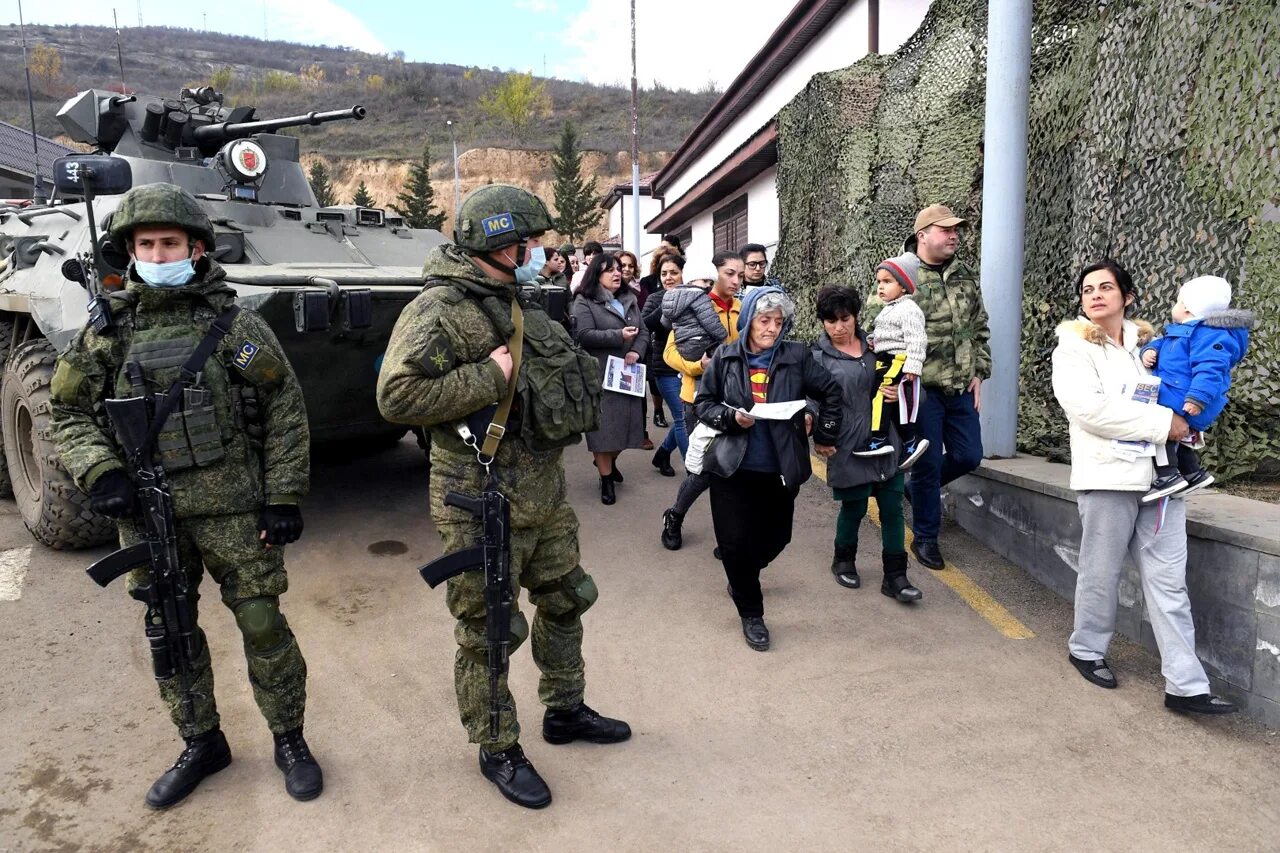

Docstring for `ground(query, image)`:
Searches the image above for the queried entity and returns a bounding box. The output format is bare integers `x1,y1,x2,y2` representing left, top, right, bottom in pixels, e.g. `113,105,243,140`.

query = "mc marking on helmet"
481,213,517,238
233,340,260,370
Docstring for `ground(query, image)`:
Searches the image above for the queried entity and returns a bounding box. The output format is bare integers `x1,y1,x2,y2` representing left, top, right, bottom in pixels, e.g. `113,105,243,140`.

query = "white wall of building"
607,194,665,258
744,167,780,254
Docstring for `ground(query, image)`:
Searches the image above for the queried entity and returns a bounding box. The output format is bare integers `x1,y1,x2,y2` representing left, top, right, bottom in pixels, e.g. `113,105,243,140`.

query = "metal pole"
113,9,128,94
17,0,46,203
868,0,880,54
978,0,1032,457
629,0,641,255
448,120,461,217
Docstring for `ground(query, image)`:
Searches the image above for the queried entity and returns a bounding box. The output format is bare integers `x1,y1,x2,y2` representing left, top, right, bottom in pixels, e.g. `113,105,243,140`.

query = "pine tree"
308,161,336,207
551,122,602,241
391,145,447,231
352,180,374,207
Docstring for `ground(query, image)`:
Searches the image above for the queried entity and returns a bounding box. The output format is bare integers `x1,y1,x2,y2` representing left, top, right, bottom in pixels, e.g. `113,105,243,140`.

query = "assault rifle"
418,488,513,739
85,368,200,729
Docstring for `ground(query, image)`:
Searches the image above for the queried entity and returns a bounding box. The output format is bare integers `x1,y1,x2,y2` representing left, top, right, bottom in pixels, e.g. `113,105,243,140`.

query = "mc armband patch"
418,333,456,379
233,340,260,370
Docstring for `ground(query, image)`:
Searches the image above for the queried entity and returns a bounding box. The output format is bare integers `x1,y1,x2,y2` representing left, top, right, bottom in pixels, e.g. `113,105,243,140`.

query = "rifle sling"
137,304,242,461
476,300,523,461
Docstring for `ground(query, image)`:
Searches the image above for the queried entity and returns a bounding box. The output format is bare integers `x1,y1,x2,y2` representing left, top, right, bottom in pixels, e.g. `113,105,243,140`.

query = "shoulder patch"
480,213,517,238
232,340,260,370
418,331,456,379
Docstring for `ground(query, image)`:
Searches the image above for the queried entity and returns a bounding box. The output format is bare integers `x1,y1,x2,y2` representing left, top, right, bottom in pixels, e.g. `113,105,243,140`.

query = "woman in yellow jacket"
659,252,743,550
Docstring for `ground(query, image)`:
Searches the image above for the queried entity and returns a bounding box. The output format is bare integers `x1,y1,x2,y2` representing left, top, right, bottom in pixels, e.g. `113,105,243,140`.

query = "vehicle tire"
0,315,14,499
1,339,115,549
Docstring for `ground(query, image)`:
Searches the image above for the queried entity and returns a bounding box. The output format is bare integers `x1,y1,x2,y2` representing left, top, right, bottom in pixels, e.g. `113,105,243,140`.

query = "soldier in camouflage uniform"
863,204,992,570
49,183,323,809
378,184,630,810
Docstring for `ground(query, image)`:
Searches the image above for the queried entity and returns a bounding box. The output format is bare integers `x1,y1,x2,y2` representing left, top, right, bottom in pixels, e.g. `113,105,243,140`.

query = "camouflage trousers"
120,511,307,739
438,500,593,753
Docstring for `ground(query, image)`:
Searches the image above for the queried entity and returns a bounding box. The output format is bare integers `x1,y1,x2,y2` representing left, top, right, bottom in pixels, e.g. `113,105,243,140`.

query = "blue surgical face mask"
515,246,546,284
135,257,196,287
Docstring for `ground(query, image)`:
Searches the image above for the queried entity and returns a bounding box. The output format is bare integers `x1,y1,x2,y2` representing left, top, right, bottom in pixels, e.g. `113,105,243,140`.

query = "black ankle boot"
654,407,668,428
831,544,860,588
651,447,676,476
274,726,324,801
543,702,632,744
661,508,683,549
145,728,232,809
881,551,922,603
741,616,770,651
479,744,552,809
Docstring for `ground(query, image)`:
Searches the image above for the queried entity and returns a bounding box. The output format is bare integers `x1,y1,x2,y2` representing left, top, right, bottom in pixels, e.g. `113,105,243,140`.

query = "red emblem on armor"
241,149,259,171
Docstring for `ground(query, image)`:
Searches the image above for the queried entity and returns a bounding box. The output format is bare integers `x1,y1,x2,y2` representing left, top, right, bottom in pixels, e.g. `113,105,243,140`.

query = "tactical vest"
425,278,601,452
111,300,266,517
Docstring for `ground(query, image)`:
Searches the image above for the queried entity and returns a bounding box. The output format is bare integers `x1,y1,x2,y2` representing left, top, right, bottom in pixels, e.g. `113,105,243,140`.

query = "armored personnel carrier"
0,87,443,548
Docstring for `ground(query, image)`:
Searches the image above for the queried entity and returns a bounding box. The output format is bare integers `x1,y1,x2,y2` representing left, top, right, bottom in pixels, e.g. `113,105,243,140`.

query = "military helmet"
109,182,217,254
453,184,553,254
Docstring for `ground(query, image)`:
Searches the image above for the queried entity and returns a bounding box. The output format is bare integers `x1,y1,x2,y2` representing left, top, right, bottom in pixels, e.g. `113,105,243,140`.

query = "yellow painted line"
811,455,1035,640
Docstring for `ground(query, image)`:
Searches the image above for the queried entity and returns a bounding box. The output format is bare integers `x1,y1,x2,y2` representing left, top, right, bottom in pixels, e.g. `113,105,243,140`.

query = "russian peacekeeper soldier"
49,183,323,809
377,184,630,810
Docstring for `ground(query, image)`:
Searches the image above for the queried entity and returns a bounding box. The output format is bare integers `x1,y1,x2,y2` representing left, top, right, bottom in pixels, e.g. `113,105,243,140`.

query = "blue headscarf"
737,285,795,360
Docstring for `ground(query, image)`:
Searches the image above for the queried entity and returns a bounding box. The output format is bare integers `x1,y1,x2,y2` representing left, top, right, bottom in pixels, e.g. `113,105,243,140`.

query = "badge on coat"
418,332,455,378
233,340,260,370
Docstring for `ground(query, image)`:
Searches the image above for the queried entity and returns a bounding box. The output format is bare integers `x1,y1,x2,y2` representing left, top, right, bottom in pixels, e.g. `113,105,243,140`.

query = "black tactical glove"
87,469,137,519
258,504,304,547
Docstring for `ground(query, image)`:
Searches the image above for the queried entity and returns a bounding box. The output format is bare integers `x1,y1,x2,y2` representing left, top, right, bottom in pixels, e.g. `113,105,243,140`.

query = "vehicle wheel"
1,339,115,549
0,315,14,498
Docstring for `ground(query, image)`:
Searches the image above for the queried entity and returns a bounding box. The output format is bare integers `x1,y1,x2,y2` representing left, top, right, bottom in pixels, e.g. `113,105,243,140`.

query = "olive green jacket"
863,242,992,393
50,259,309,517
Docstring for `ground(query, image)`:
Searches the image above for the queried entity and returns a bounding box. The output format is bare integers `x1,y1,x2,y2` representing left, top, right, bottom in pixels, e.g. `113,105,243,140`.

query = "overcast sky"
12,0,786,90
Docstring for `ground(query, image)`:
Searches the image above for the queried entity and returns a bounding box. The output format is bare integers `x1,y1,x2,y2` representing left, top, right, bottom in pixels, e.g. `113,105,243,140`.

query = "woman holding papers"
573,253,650,506
694,286,843,651
1051,260,1234,715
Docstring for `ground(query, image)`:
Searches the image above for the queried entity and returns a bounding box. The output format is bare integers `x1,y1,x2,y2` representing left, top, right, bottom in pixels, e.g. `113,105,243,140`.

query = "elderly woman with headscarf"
694,286,843,651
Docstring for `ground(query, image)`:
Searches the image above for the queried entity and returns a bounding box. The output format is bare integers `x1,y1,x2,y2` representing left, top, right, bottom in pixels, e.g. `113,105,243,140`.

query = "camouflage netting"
773,0,1280,481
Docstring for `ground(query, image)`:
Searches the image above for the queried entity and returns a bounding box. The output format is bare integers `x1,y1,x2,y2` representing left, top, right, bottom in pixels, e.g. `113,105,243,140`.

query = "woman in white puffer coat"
1051,259,1235,715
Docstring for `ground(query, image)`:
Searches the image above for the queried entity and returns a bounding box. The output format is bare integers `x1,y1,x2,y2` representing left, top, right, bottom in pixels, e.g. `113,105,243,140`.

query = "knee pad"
460,610,529,664
532,567,598,623
232,596,290,656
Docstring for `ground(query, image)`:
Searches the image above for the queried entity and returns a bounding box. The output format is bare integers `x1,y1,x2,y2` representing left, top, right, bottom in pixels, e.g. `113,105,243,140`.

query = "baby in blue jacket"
1140,275,1255,502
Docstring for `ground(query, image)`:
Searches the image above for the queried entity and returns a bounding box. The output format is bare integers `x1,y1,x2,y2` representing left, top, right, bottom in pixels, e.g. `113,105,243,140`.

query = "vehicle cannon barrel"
192,105,366,149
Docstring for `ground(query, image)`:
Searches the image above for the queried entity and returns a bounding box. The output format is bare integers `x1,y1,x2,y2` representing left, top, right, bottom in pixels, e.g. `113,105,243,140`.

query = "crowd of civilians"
538,203,1235,714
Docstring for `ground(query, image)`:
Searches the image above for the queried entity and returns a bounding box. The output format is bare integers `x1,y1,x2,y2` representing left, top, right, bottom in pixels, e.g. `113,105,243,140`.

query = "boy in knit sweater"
855,253,930,470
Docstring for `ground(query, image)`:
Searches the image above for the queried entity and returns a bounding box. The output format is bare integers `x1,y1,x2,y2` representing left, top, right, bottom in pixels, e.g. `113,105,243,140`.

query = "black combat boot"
831,543,860,588
543,702,632,744
600,475,616,505
741,616,770,651
145,728,232,809
881,551,922,603
661,508,683,549
479,744,552,809
651,447,676,477
274,726,324,801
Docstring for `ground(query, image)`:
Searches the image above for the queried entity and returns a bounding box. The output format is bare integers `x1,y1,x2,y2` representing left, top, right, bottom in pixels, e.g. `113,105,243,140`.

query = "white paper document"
602,355,646,397
731,400,808,421
1111,376,1162,461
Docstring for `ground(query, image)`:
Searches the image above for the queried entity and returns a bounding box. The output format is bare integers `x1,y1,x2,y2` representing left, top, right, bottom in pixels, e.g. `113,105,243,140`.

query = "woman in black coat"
572,253,649,505
694,285,843,651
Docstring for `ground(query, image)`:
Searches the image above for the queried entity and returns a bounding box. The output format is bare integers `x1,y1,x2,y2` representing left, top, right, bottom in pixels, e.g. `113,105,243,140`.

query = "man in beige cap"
865,203,991,570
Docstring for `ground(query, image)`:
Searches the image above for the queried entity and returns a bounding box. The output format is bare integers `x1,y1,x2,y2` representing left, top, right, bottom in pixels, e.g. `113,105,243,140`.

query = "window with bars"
712,195,748,255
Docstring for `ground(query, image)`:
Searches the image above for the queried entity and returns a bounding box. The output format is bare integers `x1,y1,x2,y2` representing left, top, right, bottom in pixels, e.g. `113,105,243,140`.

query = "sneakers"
741,616,770,651
898,438,930,471
479,744,552,809
1143,473,1188,503
273,726,324,801
661,508,683,550
852,437,896,458
145,728,232,809
542,703,632,745
1179,469,1215,497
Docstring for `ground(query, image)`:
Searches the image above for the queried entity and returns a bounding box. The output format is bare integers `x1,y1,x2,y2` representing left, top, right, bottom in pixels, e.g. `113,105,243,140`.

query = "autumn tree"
391,145,446,231
30,44,62,92
308,161,336,207
550,122,602,241
478,71,551,143
352,181,374,207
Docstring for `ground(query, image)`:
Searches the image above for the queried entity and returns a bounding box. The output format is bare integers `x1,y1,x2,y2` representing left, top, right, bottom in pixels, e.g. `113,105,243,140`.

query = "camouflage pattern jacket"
377,243,571,529
50,259,310,518
863,238,991,393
